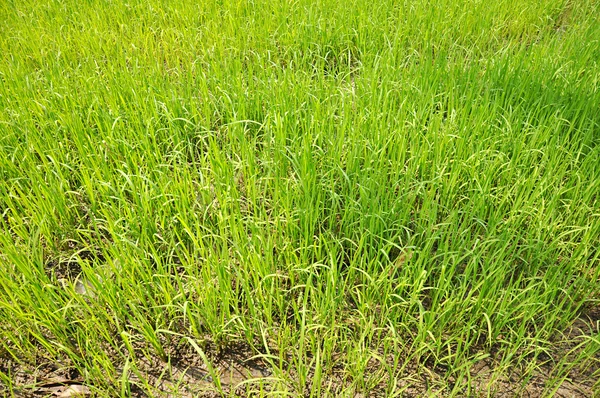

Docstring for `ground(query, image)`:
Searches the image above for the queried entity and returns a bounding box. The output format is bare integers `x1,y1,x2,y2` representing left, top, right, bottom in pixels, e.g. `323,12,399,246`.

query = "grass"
0,0,599,396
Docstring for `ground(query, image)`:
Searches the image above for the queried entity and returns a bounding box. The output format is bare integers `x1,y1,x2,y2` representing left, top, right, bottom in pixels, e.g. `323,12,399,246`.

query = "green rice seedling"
1,0,599,396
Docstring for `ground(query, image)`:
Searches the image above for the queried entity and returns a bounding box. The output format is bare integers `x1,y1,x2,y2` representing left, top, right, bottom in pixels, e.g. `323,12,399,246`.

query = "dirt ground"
2,307,598,397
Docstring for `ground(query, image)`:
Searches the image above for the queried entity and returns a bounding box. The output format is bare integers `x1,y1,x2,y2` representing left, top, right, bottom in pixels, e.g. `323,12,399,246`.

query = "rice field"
1,0,599,396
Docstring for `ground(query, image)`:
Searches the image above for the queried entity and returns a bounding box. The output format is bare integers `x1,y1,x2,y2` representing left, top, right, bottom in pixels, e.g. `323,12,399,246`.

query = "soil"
2,307,598,397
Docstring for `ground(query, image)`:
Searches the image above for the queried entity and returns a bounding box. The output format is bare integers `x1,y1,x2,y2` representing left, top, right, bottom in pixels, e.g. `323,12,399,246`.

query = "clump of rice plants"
1,0,599,396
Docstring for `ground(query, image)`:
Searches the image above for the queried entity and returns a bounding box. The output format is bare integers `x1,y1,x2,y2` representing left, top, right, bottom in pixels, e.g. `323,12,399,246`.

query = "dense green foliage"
1,0,599,396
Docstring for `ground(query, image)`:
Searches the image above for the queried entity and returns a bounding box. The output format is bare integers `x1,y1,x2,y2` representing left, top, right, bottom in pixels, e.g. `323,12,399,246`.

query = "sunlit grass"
1,0,599,396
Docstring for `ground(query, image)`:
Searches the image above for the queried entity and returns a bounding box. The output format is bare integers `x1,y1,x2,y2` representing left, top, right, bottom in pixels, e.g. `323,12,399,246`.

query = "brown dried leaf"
56,384,91,397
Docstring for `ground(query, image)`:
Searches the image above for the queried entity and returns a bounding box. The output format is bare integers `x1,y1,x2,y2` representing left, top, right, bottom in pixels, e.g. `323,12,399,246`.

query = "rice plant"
1,0,599,396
